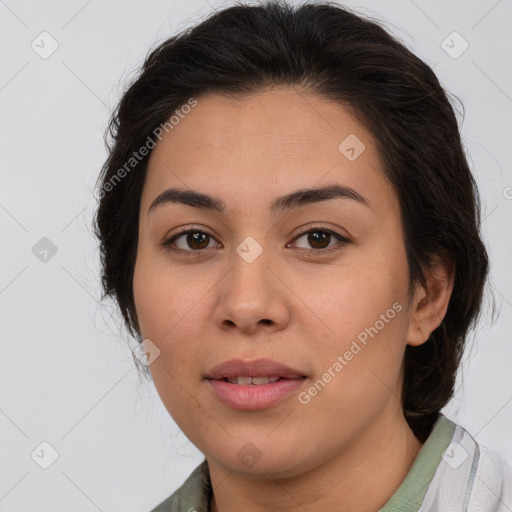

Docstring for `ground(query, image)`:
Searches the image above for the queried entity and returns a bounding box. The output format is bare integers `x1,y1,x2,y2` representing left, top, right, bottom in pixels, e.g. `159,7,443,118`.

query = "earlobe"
406,254,455,347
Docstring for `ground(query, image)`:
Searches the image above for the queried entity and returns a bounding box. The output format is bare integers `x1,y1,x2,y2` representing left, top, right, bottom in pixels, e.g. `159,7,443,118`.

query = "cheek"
133,249,194,335
299,249,408,340
133,257,207,425
295,245,410,396
133,252,209,376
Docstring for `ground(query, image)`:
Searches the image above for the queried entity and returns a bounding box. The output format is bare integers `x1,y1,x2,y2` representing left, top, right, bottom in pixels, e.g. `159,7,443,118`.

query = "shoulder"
148,460,211,512
470,443,512,510
420,416,512,512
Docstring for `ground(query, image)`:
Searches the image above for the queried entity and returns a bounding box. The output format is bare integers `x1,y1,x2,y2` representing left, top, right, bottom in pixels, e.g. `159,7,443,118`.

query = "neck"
208,412,423,512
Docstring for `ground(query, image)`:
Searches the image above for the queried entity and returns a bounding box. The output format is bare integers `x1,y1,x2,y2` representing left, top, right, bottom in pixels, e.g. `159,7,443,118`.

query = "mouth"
219,376,287,385
204,357,307,381
204,358,308,410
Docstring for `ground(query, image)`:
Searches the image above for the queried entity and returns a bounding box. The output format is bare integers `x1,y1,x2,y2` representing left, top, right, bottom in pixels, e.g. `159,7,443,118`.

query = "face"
133,87,417,477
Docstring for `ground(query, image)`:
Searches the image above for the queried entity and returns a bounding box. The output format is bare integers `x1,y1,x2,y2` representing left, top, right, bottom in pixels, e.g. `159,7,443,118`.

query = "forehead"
142,88,398,217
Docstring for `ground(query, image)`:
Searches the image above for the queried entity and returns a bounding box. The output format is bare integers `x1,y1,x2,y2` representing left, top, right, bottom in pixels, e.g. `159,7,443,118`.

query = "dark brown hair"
94,0,489,442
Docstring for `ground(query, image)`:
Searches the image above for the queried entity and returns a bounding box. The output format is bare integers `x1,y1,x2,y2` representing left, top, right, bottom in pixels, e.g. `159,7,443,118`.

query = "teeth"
226,376,281,385
251,376,270,385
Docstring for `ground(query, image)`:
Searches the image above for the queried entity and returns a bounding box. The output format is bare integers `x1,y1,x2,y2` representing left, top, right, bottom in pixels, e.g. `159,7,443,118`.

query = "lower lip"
207,378,307,410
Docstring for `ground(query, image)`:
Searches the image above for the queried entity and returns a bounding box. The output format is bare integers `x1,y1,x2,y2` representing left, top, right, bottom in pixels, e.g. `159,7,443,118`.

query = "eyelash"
161,225,350,256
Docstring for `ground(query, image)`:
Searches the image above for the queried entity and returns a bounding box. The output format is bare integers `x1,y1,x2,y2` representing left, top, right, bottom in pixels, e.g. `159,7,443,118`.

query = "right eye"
162,228,221,253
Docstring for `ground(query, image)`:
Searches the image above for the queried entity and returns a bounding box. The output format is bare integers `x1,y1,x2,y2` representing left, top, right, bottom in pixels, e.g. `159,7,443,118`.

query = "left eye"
290,228,348,252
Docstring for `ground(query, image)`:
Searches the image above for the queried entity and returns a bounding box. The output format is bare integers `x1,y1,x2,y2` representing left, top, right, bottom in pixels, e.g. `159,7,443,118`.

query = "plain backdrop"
0,0,511,510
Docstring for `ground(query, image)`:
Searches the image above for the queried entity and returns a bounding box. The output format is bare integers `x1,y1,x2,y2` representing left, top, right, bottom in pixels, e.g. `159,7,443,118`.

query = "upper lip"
205,358,307,380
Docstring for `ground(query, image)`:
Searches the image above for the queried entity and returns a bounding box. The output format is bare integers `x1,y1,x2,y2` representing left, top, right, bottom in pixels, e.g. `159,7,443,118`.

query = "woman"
94,1,512,510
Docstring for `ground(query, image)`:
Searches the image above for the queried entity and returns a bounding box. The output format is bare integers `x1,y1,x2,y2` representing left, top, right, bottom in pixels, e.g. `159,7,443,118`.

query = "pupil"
309,231,329,249
188,232,209,249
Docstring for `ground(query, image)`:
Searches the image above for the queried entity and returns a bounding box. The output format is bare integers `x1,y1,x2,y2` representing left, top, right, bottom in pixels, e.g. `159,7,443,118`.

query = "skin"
133,87,454,512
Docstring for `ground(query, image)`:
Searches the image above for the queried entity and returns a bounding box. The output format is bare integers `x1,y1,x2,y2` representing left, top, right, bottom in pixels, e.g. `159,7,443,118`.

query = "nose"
213,244,291,335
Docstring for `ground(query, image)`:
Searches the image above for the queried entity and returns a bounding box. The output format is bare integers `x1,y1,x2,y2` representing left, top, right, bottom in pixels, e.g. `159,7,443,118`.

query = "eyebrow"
148,183,371,215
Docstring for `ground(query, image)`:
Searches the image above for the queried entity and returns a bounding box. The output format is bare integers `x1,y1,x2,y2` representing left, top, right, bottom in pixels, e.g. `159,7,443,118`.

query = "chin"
208,441,316,479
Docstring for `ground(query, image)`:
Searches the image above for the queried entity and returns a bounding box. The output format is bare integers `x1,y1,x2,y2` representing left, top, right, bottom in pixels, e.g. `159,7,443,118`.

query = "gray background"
0,0,511,510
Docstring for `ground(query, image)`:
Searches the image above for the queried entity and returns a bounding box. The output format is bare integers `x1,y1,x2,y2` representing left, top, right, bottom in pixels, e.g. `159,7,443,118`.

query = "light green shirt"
149,414,512,511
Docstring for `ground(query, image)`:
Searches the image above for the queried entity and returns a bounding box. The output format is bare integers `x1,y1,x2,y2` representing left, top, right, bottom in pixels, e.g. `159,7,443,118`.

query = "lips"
204,358,307,381
205,358,308,410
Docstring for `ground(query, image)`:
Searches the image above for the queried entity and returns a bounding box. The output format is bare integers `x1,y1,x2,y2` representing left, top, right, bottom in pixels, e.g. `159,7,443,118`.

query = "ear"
406,253,455,347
